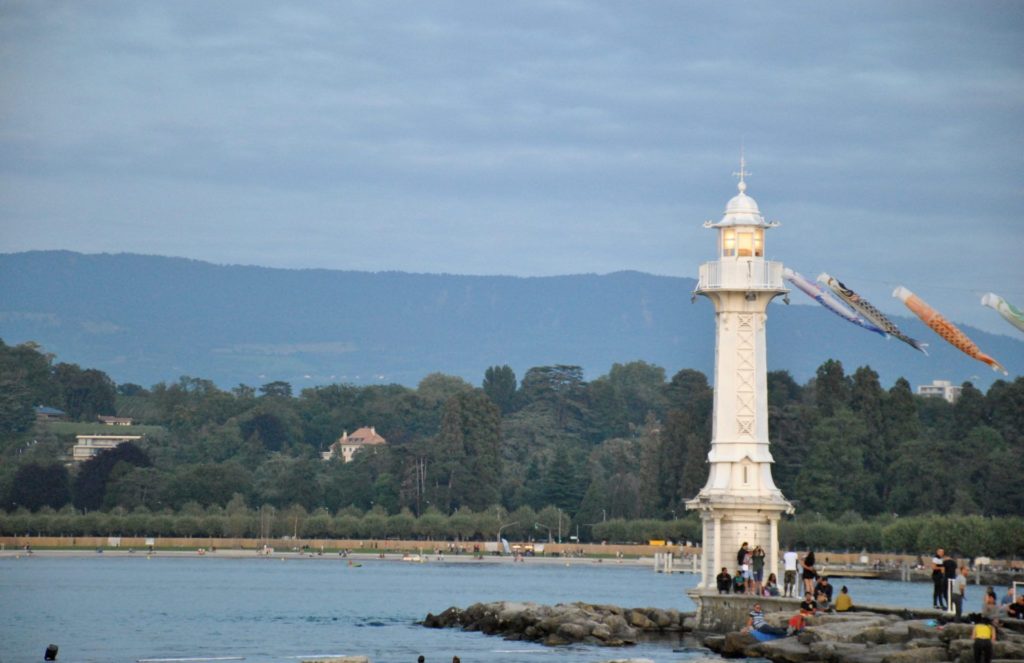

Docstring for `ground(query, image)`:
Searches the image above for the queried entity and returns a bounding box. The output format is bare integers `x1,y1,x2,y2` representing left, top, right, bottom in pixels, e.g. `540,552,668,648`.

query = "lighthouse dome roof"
706,178,776,228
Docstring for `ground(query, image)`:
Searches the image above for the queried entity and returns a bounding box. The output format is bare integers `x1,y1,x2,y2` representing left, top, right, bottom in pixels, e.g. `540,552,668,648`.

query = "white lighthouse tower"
685,161,793,590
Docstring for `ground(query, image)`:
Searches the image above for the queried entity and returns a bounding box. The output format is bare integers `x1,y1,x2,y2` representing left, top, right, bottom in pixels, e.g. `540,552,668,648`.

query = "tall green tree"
482,365,517,414
793,410,877,516
812,359,849,416
518,365,589,431
849,366,886,500
259,381,293,399
54,363,116,421
8,463,71,511
73,442,152,512
452,392,503,511
539,444,585,514
952,382,986,439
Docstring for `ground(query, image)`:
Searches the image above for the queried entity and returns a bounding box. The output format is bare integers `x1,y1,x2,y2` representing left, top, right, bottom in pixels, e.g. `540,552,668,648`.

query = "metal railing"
697,259,785,291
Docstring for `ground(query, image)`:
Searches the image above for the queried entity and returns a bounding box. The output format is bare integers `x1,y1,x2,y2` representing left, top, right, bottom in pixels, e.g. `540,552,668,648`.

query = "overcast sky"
2,1,1022,336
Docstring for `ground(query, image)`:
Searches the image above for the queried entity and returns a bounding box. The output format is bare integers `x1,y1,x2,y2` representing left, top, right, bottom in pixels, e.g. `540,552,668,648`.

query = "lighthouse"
685,161,793,590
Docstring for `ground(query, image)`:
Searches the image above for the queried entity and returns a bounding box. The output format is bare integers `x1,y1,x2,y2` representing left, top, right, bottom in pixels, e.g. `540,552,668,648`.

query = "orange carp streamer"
893,286,1007,375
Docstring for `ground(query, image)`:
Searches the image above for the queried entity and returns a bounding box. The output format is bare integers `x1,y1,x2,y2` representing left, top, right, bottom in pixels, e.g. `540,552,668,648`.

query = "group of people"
971,588,1024,663
930,547,969,614
716,542,829,601
745,585,855,639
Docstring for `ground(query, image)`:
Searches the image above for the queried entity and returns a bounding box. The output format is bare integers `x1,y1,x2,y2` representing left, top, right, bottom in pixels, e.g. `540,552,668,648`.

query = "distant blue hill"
1,251,1020,390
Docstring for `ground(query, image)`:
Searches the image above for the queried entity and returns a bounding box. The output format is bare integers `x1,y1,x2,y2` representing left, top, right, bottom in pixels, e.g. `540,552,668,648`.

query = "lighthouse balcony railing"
697,260,785,291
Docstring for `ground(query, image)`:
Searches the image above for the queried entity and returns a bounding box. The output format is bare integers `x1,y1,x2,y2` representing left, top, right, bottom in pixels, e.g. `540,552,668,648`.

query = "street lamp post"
496,520,519,553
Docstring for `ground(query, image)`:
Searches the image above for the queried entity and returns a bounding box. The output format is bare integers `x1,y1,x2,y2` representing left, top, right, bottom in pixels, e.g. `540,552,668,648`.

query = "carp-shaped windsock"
817,273,928,354
783,268,885,336
981,293,1024,335
895,286,1006,374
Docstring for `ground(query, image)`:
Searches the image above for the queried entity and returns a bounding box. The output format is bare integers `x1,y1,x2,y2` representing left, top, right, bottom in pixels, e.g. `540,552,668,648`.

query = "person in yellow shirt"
972,619,996,663
834,585,853,612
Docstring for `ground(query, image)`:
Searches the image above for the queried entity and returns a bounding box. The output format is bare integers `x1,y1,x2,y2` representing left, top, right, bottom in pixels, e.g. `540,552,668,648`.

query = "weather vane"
733,148,750,189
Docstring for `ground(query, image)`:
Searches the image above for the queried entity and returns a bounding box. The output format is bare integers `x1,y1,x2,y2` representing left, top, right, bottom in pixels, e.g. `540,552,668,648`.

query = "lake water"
0,554,993,663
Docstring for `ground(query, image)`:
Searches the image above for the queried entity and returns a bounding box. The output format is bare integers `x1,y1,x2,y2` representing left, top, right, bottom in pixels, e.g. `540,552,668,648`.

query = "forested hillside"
2,251,1020,391
2,339,1022,554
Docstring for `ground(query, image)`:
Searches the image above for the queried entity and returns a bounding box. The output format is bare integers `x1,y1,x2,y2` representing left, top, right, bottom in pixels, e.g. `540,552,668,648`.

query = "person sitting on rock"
799,591,817,616
1008,595,1024,620
763,573,780,597
834,585,853,612
815,590,832,612
746,602,787,636
732,569,746,594
982,587,1001,624
716,567,733,594
816,575,834,602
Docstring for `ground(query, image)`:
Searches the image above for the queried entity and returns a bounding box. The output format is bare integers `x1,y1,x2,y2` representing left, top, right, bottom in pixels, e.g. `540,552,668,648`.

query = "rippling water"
0,554,993,663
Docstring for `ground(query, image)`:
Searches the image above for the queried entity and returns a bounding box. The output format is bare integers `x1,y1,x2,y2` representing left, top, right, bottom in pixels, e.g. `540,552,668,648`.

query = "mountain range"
1,251,1020,391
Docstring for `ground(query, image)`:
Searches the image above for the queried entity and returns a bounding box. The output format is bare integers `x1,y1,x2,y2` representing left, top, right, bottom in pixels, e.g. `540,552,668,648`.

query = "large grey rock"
938,623,973,642
808,615,895,643
749,638,815,662
646,607,673,628
852,626,887,644
880,646,949,662
542,632,570,646
422,606,461,628
882,623,912,644
993,640,1024,659
626,609,655,630
905,620,943,641
702,634,726,653
556,621,590,641
836,645,906,663
809,640,870,661
720,631,758,655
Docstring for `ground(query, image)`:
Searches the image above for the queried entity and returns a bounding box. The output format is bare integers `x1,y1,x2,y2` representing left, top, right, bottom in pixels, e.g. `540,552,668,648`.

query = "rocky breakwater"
704,611,1024,662
422,600,692,646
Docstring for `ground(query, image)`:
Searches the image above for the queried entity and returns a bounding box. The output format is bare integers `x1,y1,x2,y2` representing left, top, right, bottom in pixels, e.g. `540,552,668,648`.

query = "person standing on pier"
932,548,948,609
801,550,817,595
943,551,959,609
953,566,969,618
752,545,766,595
738,542,753,594
783,548,798,597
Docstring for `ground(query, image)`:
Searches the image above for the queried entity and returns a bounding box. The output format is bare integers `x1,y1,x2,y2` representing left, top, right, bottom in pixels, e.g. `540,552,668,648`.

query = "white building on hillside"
72,434,143,462
321,426,387,462
917,379,962,403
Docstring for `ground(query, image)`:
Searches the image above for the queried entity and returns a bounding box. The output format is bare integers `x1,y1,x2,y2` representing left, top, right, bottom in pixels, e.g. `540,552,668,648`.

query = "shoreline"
0,547,658,567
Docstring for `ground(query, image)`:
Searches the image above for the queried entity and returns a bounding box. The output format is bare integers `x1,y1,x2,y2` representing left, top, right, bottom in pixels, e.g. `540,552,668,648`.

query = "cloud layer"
2,1,1022,334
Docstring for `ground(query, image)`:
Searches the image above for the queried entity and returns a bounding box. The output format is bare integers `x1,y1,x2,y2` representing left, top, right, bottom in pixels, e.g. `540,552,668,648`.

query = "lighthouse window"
753,229,764,257
743,465,749,484
722,229,736,257
737,231,754,257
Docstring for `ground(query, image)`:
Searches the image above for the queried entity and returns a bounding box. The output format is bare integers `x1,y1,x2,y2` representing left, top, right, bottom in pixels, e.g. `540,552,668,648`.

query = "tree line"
1,339,1022,554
